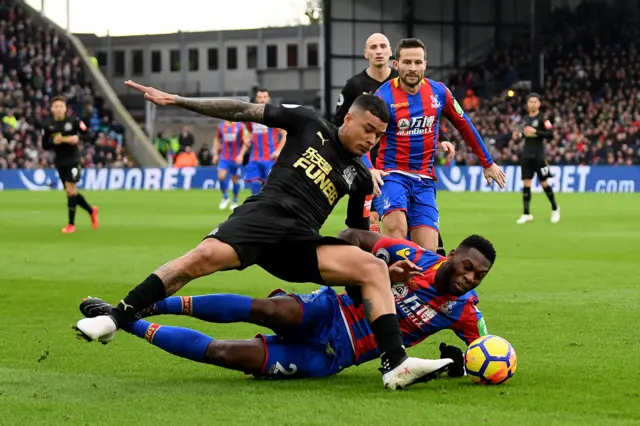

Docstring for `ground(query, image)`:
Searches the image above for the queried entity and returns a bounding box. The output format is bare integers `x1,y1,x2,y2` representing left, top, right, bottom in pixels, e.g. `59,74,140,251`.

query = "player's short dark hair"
459,235,497,265
51,95,67,105
351,94,390,124
527,92,541,101
256,87,269,94
395,38,427,60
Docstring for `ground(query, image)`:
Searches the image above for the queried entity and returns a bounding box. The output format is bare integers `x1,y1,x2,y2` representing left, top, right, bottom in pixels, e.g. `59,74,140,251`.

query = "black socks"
110,274,167,327
371,313,407,372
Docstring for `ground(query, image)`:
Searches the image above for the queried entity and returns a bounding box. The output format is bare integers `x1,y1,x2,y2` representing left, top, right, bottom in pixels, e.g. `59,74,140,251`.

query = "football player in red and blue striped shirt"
78,228,495,381
213,120,251,210
241,88,287,195
363,38,506,253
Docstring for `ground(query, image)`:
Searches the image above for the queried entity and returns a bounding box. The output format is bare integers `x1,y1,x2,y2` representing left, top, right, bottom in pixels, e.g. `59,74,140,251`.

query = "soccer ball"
465,335,517,385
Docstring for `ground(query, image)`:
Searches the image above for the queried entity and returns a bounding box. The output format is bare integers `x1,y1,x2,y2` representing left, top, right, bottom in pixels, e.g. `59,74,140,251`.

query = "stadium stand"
0,0,131,170
444,2,640,167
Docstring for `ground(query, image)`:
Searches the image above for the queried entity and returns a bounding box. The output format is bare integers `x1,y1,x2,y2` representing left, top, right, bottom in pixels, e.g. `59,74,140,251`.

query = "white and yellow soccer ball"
465,335,517,385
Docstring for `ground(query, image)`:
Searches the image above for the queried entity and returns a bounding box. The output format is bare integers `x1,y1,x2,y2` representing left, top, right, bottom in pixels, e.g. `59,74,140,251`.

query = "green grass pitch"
0,190,639,426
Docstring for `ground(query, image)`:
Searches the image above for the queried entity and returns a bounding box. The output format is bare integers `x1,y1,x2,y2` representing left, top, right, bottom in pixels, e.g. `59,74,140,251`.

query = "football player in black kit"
334,33,450,255
513,93,560,224
74,80,453,391
42,96,99,233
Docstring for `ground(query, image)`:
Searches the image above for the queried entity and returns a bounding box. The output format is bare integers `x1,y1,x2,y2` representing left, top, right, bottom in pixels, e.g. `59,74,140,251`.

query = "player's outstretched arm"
125,80,266,123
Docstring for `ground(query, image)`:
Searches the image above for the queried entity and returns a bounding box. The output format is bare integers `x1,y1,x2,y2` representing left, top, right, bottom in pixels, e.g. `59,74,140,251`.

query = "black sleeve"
263,103,318,133
41,126,52,150
333,80,358,126
536,116,554,139
439,128,450,142
345,175,373,230
74,117,93,142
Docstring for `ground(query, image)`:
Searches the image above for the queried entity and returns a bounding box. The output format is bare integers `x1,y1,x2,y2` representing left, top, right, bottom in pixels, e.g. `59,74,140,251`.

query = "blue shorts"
245,160,274,182
218,159,243,177
254,287,355,379
372,172,439,231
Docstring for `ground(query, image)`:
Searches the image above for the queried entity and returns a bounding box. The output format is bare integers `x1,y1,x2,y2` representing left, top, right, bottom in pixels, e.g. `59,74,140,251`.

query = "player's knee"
188,239,239,275
357,255,389,288
383,217,406,238
251,298,278,321
205,340,232,366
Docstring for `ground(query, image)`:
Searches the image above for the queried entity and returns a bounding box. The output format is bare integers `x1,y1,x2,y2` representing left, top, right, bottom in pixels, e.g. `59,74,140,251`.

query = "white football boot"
74,316,118,344
230,201,239,211
218,198,231,210
551,207,560,223
382,357,453,390
516,214,534,224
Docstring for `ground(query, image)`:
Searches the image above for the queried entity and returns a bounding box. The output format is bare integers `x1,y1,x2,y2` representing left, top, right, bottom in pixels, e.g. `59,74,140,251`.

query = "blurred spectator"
198,146,213,166
174,146,198,168
463,89,480,112
178,125,194,150
0,0,129,169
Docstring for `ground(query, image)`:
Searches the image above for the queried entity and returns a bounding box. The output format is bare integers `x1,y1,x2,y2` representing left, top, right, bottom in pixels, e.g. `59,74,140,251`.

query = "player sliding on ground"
79,229,496,381
75,81,452,390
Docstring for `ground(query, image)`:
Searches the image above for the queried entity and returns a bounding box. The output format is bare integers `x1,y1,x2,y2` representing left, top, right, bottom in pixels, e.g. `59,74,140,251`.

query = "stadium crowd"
2,1,639,170
445,2,640,167
0,0,129,170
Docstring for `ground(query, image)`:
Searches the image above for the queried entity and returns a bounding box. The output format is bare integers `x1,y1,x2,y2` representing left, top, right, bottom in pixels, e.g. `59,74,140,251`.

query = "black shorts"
56,164,82,184
204,199,350,284
521,157,552,181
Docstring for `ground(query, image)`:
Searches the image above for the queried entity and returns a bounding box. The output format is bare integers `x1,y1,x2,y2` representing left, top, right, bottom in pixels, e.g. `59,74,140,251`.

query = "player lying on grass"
79,229,495,381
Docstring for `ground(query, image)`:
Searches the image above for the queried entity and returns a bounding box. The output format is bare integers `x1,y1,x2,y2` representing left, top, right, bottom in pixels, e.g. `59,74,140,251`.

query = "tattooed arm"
175,97,266,124
124,80,265,123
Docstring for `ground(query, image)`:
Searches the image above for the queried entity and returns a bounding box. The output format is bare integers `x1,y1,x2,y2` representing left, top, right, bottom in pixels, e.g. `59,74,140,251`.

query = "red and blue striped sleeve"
440,83,494,168
452,296,488,345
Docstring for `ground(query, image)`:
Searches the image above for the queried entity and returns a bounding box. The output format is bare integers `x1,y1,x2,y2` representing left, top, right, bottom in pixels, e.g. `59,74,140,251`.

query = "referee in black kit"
42,96,99,233
335,33,448,255
513,93,560,224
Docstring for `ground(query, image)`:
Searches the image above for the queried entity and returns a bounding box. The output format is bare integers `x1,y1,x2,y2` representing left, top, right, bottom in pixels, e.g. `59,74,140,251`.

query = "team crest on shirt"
392,283,409,298
64,122,73,132
375,247,391,263
532,119,539,127
342,165,356,189
431,95,442,109
439,300,456,315
397,118,410,131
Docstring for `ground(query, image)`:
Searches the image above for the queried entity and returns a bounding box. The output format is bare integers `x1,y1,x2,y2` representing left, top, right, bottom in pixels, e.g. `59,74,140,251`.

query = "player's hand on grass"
523,126,537,137
439,343,465,377
388,260,423,283
483,163,506,189
370,168,388,197
125,80,177,106
441,141,456,162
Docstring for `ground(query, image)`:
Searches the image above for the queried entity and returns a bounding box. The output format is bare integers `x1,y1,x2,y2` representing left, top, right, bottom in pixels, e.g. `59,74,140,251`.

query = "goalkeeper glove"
439,342,465,377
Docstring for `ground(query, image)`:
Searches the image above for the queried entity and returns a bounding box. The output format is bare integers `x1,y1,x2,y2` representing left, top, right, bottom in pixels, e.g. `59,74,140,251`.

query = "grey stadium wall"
322,0,535,117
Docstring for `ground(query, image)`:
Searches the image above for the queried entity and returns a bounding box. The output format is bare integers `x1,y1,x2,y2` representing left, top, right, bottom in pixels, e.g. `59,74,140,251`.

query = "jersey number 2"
273,362,298,376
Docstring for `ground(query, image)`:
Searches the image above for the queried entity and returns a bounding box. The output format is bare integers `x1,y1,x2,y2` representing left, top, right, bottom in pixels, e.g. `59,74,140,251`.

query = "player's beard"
400,73,422,88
